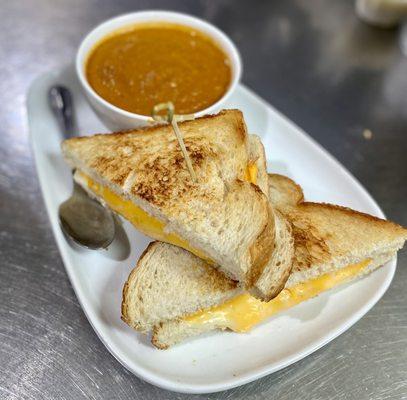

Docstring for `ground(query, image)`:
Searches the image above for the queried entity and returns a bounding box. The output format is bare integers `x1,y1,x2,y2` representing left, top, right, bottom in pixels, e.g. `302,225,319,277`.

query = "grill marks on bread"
268,174,407,276
69,110,250,216
130,139,214,207
90,138,212,207
290,215,331,272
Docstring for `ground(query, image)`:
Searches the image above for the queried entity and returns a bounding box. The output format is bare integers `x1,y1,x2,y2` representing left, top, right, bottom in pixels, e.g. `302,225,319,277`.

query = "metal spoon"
49,85,116,249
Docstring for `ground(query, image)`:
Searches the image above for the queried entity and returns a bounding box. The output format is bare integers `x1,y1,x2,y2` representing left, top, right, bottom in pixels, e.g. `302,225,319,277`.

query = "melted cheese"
80,163,257,261
82,173,200,253
183,259,371,332
246,163,258,185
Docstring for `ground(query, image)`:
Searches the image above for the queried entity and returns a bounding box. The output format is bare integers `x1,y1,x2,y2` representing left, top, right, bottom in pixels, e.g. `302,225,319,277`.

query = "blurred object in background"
356,0,407,27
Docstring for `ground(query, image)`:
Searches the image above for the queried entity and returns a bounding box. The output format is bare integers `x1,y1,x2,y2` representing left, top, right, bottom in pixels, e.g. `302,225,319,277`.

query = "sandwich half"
122,174,407,348
62,110,277,296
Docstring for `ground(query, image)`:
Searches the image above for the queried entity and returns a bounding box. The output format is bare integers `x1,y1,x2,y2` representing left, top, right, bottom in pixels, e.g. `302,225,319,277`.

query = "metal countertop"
1,1,406,399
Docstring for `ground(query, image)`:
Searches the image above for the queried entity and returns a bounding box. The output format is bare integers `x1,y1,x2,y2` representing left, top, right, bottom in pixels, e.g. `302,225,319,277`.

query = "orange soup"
86,22,232,115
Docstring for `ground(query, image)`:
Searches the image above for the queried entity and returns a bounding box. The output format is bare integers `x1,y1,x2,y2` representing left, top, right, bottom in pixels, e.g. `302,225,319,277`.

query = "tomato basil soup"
86,22,232,115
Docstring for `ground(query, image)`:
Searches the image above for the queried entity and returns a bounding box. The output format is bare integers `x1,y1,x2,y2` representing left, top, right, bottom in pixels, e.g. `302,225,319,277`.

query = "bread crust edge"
121,241,159,329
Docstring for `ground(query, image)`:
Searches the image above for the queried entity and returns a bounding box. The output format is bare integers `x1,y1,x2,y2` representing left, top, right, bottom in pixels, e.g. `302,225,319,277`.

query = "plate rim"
27,72,396,394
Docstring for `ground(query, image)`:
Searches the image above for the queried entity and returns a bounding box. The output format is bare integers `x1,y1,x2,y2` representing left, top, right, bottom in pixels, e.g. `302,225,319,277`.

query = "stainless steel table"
1,1,406,399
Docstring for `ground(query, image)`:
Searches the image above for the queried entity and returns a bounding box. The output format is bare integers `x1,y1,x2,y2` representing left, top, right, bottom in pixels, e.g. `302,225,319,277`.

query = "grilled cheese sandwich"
120,173,407,348
62,110,278,296
77,163,258,263
183,259,371,332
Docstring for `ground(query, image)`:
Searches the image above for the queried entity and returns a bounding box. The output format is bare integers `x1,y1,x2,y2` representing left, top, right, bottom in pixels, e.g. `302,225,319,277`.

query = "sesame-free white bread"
122,242,242,333
268,173,304,211
251,210,295,300
151,250,398,348
147,174,407,348
62,110,275,293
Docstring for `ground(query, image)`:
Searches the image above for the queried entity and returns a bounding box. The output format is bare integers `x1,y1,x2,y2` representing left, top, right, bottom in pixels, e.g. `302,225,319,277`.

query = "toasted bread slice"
122,174,407,348
122,242,242,333
268,175,406,286
251,209,295,299
268,173,304,211
62,110,275,293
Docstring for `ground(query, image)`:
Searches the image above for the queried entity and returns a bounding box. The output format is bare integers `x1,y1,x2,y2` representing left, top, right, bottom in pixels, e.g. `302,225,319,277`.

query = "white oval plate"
28,65,396,394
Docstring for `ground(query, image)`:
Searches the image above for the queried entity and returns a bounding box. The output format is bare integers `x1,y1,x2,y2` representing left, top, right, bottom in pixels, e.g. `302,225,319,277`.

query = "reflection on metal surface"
356,0,407,28
1,1,407,399
296,0,398,83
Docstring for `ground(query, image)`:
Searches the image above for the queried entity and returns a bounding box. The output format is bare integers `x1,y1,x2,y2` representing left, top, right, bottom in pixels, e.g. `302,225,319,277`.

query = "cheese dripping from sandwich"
183,259,371,332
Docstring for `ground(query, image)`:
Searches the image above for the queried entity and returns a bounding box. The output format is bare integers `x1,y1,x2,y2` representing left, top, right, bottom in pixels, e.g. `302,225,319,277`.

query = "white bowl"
76,10,242,131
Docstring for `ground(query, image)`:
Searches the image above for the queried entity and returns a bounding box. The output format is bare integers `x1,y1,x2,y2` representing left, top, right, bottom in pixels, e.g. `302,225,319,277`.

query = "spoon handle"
48,85,76,138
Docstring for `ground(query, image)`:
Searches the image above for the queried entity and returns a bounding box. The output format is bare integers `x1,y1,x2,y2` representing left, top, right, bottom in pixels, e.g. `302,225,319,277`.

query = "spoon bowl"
59,181,116,249
49,85,118,249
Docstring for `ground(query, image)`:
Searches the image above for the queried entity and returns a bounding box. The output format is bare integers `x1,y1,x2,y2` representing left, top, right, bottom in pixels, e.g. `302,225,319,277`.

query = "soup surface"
86,22,232,115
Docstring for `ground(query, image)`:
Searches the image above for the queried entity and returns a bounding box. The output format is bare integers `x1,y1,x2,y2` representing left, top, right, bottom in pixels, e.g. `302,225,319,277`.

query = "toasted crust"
246,202,275,288
268,173,304,210
121,241,157,327
65,110,247,144
299,201,407,229
151,325,169,350
251,210,295,300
